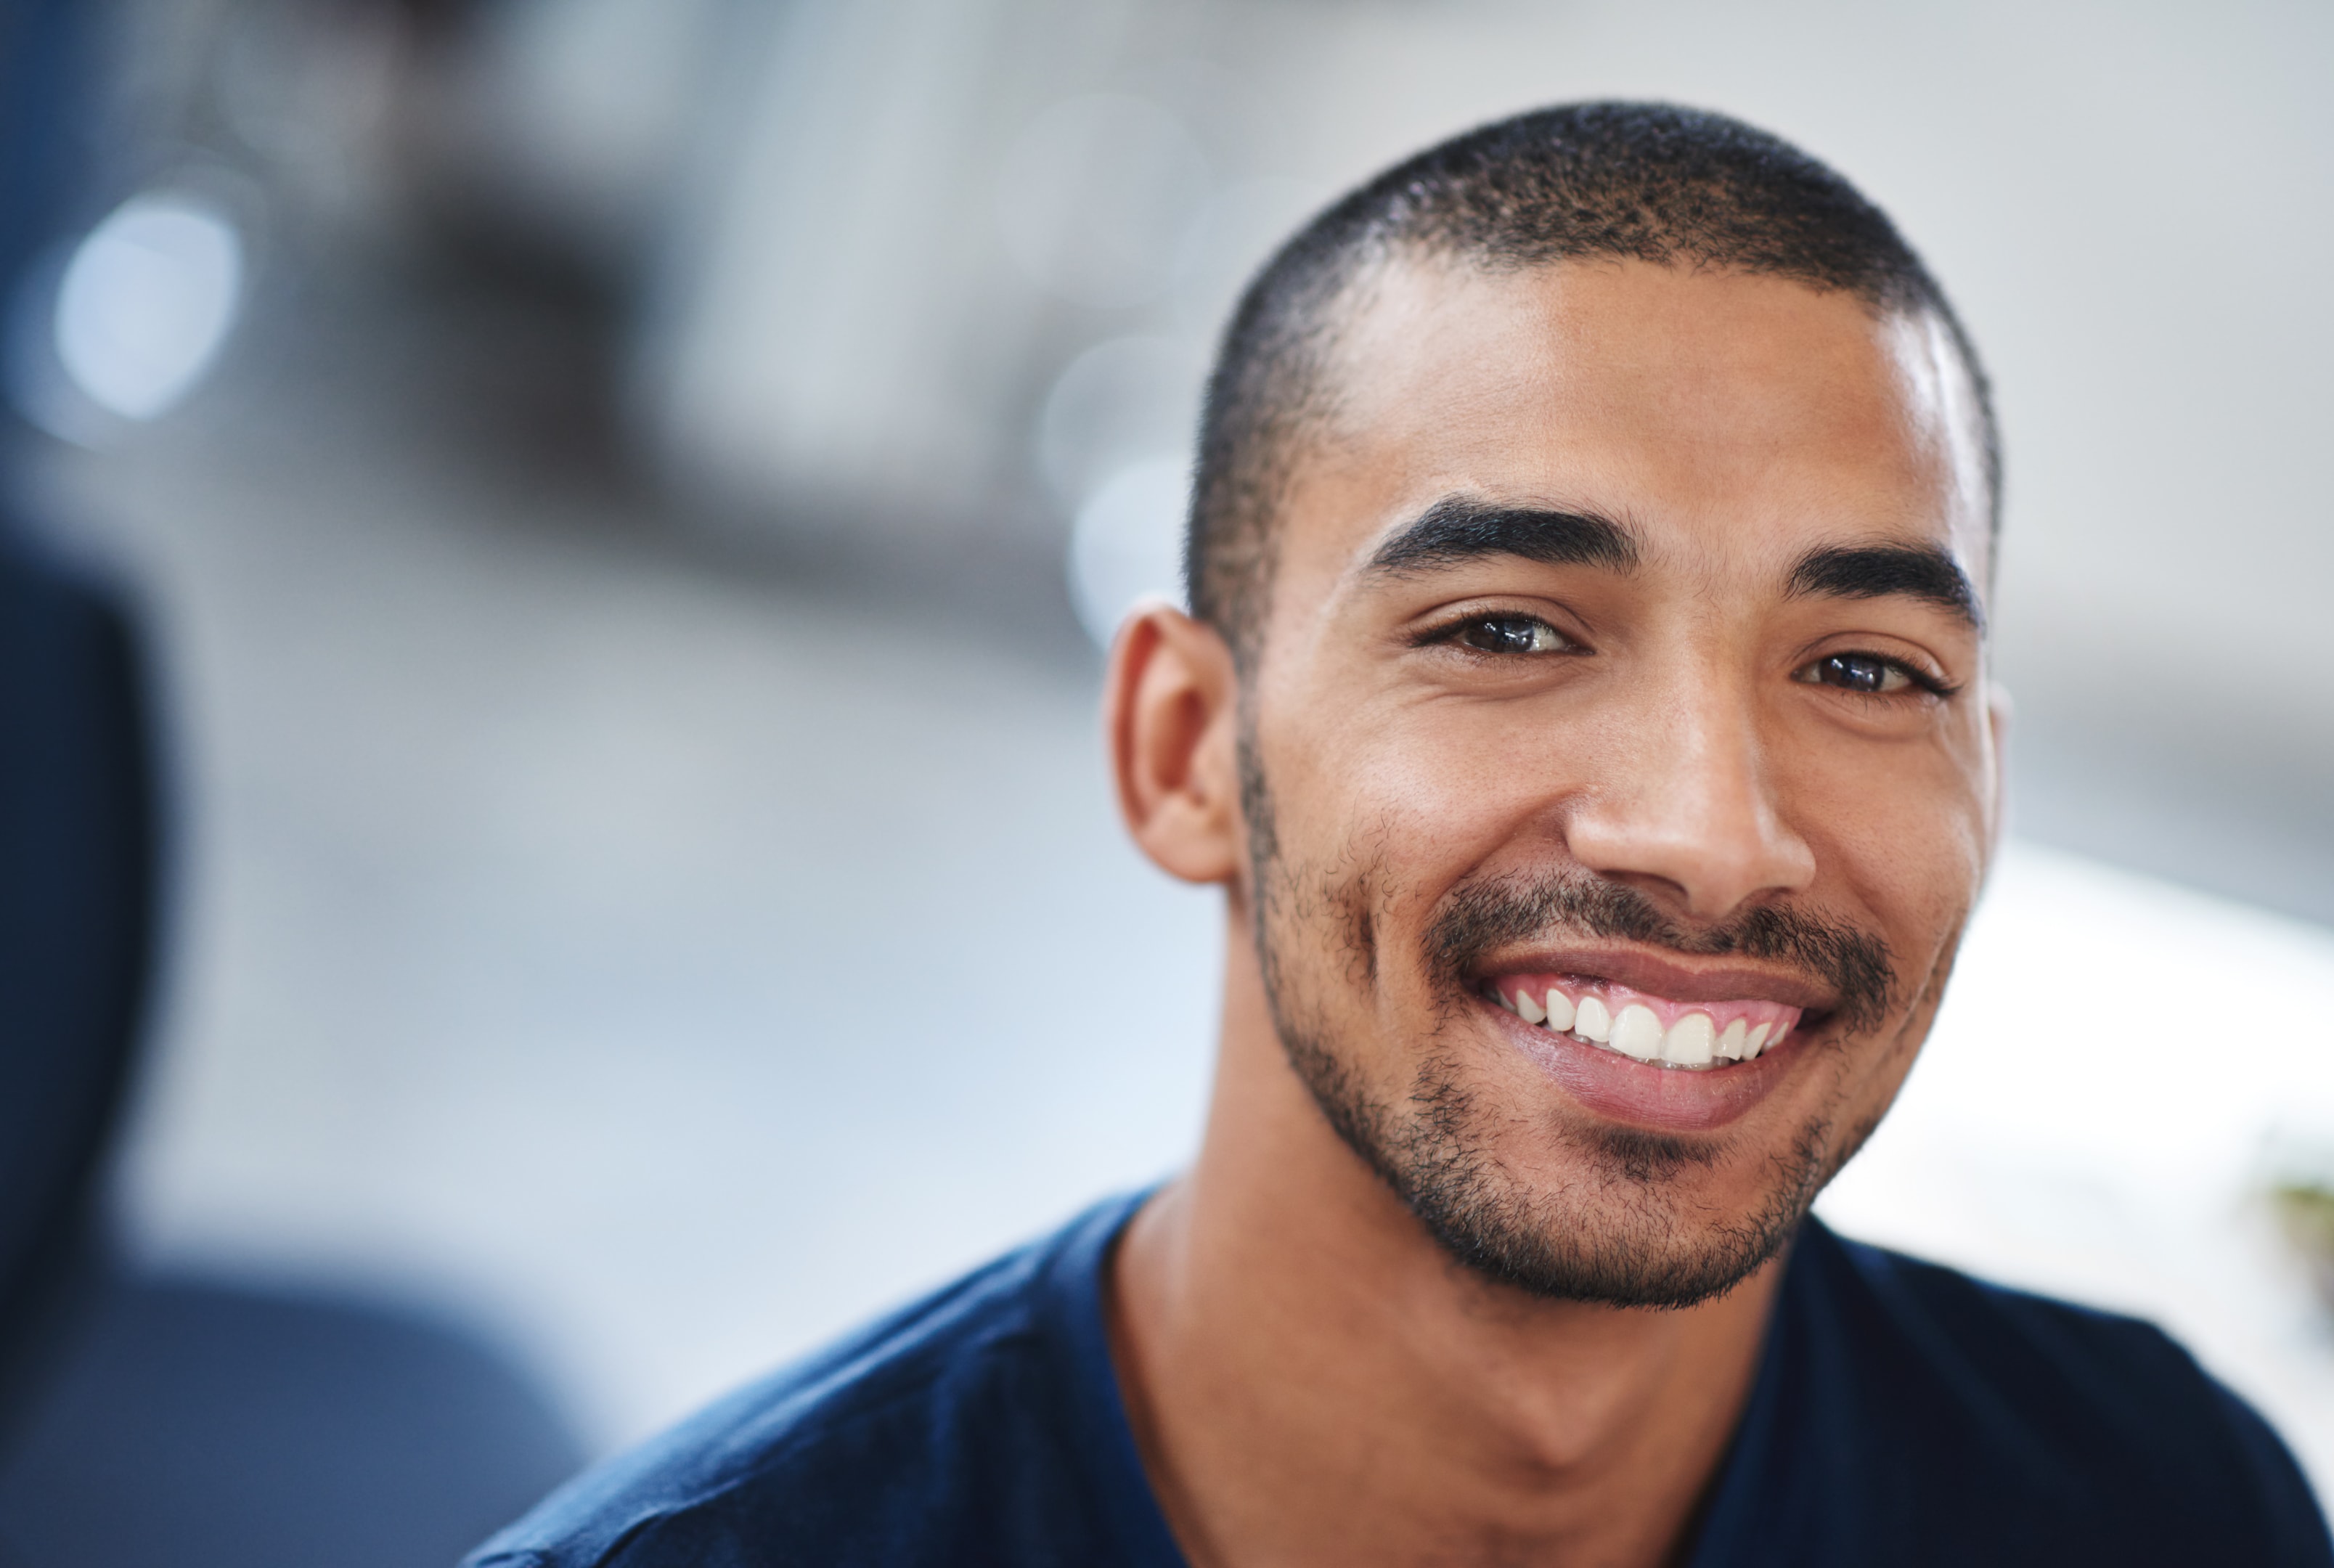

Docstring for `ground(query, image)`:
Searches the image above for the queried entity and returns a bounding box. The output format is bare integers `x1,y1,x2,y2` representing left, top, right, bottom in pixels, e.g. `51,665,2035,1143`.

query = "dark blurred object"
0,521,156,1433
0,519,587,1568
0,0,150,1415
0,1,585,1559
0,520,587,1568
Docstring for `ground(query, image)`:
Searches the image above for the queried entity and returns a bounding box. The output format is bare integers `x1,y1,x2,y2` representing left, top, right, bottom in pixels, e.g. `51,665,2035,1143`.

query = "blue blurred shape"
0,1273,584,1568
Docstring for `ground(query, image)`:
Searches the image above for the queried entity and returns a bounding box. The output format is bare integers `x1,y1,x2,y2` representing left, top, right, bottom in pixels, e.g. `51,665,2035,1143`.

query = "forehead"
1280,258,1989,602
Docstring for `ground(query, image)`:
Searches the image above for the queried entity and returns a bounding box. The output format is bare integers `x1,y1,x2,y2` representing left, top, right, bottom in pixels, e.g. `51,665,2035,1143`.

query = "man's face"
1241,258,1999,1306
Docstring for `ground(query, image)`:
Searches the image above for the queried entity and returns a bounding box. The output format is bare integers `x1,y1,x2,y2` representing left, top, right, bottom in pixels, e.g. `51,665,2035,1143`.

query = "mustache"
1424,870,1897,1036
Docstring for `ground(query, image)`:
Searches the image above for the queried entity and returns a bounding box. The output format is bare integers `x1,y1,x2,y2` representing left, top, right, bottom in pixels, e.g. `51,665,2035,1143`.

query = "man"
470,103,2332,1566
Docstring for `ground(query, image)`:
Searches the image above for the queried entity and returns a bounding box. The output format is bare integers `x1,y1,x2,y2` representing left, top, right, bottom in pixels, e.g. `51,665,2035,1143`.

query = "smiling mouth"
1486,976,1808,1071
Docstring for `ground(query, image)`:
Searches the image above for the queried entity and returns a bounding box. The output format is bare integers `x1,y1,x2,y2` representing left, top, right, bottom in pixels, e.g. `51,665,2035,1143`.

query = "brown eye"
1796,653,1914,694
1453,616,1571,655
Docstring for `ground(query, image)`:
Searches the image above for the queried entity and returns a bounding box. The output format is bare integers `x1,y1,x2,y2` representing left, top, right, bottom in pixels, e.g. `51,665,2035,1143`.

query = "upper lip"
1473,944,1840,1016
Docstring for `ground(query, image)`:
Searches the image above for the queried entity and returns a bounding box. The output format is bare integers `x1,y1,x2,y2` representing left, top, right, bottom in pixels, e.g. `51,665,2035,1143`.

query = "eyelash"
1419,616,1959,699
1795,650,1960,699
1417,612,1580,658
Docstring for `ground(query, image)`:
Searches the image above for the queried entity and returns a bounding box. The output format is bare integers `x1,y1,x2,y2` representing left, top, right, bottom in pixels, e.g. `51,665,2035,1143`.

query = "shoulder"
1811,1225,2261,1448
1789,1222,2331,1563
465,1193,1161,1568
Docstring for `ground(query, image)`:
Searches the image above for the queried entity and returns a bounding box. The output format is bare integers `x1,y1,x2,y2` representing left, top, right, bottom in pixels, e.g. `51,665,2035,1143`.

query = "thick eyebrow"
1366,495,1640,578
1784,542,1985,632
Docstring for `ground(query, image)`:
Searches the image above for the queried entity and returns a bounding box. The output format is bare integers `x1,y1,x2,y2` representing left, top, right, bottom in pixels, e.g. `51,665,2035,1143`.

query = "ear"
1105,602,1244,886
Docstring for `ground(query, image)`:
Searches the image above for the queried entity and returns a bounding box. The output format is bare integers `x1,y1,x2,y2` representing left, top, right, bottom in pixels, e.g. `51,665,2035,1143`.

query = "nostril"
1567,825,1816,923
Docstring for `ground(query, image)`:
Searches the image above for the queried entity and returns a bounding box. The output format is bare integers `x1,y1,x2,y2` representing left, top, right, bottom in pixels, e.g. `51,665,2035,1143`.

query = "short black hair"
1184,101,1998,667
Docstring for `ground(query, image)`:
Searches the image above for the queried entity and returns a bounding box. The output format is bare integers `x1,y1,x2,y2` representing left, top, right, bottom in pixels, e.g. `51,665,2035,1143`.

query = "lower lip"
1486,997,1803,1132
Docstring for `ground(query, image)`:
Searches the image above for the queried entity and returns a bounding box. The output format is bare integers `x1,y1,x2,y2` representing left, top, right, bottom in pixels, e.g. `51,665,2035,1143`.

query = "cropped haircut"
1183,101,1999,669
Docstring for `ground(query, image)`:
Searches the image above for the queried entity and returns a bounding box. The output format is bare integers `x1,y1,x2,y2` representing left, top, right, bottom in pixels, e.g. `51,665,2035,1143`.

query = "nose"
1561,669,1816,923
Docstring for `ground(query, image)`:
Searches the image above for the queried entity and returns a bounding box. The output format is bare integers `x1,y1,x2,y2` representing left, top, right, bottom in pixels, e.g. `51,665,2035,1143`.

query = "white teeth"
1508,981,1793,1072
1609,1004,1663,1061
1662,1012,1716,1067
1543,989,1575,1031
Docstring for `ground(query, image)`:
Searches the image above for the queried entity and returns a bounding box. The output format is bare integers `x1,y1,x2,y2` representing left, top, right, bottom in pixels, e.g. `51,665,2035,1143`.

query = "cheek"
1257,695,1567,1006
1289,698,1572,891
1783,732,1991,982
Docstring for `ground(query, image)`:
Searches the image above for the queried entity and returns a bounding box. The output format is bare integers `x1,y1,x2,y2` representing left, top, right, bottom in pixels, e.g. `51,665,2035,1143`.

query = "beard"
1241,738,1901,1310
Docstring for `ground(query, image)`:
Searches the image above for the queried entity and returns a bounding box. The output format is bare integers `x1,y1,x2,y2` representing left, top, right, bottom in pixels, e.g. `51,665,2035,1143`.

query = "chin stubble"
1241,735,1901,1310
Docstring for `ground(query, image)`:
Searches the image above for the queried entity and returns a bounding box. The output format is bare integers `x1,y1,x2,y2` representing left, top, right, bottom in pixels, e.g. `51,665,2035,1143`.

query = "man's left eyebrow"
1784,542,1986,632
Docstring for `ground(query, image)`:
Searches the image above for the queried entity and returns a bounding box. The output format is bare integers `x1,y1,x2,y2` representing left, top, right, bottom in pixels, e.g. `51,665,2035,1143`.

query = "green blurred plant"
2273,1181,2334,1310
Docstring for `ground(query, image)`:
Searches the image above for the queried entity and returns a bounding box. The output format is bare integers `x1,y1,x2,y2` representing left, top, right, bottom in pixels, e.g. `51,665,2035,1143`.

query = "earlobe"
1105,603,1244,886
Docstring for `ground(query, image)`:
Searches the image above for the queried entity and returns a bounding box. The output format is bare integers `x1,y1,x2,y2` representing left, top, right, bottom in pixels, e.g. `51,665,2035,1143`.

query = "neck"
1109,920,1784,1568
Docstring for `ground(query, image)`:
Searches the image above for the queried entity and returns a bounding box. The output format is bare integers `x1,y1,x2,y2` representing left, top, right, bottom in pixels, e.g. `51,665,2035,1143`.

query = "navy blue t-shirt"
470,1193,2333,1567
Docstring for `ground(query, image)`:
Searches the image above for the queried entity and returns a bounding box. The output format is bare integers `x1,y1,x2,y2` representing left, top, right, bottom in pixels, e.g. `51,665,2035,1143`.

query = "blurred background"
2,0,2332,1561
